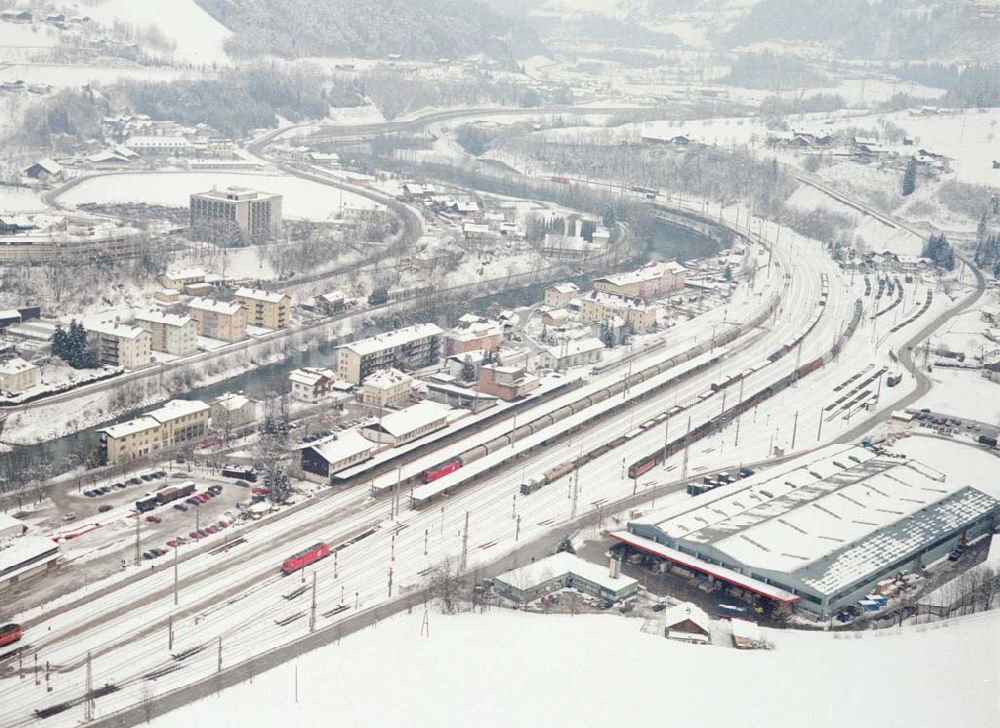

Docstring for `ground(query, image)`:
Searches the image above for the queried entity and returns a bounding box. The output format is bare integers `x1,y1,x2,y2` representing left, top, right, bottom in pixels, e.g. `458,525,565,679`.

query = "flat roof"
341,323,444,358
609,531,800,603
544,337,605,359
495,552,637,595
235,287,289,304
135,310,193,327
149,399,209,423
99,416,159,439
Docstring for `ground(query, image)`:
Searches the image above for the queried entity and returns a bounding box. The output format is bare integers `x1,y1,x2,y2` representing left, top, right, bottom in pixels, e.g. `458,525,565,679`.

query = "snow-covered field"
890,437,1000,497
0,62,196,87
59,172,381,221
915,367,1000,425
151,608,1000,728
78,0,232,66
0,185,47,212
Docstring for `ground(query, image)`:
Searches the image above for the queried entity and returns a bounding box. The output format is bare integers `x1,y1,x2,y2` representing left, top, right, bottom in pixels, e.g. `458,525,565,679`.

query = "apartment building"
189,187,283,243
577,290,657,333
98,399,210,465
85,322,152,369
235,288,291,330
187,297,247,342
289,367,338,403
337,323,444,385
0,357,40,393
593,259,687,300
134,310,198,356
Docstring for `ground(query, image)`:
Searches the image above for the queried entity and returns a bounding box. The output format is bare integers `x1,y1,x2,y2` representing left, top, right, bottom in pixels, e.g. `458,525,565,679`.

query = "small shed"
663,602,711,643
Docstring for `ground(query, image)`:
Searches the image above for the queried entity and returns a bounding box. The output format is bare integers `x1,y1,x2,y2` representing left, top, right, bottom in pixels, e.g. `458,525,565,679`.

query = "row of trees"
52,320,99,369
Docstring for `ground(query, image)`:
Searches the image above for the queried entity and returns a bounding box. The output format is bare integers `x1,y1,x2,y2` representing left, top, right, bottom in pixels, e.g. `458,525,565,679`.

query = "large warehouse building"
610,444,999,620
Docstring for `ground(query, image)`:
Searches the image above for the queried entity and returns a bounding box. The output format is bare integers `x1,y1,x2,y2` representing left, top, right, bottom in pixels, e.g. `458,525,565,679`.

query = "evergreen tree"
602,209,616,229
902,158,917,196
601,321,617,348
556,536,575,554
52,324,68,360
461,355,476,382
723,264,733,281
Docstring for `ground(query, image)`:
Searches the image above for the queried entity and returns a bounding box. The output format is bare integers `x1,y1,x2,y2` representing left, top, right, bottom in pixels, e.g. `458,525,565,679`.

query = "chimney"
609,556,620,579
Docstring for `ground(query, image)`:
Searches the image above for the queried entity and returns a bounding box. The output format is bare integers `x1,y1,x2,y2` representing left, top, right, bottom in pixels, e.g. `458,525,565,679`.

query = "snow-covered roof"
548,282,580,294
663,602,710,634
582,290,657,312
86,321,149,340
633,444,1000,596
306,430,374,466
495,552,637,595
235,287,289,304
289,367,336,387
0,512,27,535
362,367,413,390
99,416,159,439
364,401,451,438
543,337,605,359
188,297,244,316
163,267,207,282
125,135,192,148
211,392,255,411
0,357,37,375
26,158,62,174
148,399,209,423
341,323,443,357
0,536,59,581
595,259,686,288
134,310,194,328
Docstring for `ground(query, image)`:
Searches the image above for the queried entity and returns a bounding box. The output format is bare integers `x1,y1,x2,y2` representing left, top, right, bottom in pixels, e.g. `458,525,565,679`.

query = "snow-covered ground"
58,171,382,221
75,0,232,66
151,608,1000,728
915,368,1000,425
0,62,196,88
0,185,48,212
890,436,1000,499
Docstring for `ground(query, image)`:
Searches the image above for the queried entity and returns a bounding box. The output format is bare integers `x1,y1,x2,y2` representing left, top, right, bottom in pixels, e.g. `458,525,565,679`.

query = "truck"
886,373,902,387
519,478,544,496
977,434,997,448
135,496,158,513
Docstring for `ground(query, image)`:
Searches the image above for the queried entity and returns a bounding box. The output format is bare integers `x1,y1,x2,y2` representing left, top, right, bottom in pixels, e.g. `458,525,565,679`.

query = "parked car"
97,504,113,513
185,497,200,506
84,490,98,498
205,525,219,534
948,548,965,561
173,503,188,512
207,485,223,495
142,550,157,560
140,474,154,482
151,471,166,479
189,530,203,540
113,482,127,490
216,520,229,528
145,515,162,524
62,512,77,522
99,485,112,494
235,480,251,488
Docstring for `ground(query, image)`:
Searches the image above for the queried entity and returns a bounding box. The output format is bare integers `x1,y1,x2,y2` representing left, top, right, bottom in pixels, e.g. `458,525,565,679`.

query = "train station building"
610,444,1000,620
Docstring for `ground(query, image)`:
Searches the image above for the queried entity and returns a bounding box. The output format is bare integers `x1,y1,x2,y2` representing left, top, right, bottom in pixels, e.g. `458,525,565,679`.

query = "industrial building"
298,430,375,483
493,552,638,604
360,400,452,446
0,536,60,591
610,445,1000,620
189,186,282,243
336,323,443,385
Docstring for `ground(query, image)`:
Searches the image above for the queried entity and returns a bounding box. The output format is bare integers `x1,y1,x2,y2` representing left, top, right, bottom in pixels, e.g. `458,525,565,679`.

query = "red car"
216,520,229,528
196,493,210,503
189,530,203,540
252,487,267,495
145,515,162,524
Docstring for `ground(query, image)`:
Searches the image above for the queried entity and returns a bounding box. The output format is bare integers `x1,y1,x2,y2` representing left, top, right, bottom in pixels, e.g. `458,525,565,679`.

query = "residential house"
289,367,338,403
443,316,503,357
577,290,657,333
663,602,711,644
544,282,580,308
0,357,39,393
209,393,259,432
360,367,415,409
22,158,63,181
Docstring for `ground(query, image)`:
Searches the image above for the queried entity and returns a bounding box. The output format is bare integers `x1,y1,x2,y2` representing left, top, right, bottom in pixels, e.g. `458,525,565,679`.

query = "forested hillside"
195,0,544,61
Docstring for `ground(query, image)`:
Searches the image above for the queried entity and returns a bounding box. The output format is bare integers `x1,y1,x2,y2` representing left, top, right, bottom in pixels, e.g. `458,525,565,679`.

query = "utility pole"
84,650,94,721
515,514,521,542
661,413,670,469
460,511,469,572
791,411,799,450
134,514,141,566
734,378,745,447
309,572,317,633
571,468,579,520
681,416,692,480
423,528,428,556
168,616,174,651
387,567,393,598
173,546,179,606
217,636,222,673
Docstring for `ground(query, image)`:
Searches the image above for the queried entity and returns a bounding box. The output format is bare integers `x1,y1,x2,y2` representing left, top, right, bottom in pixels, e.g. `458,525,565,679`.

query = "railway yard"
0,178,981,727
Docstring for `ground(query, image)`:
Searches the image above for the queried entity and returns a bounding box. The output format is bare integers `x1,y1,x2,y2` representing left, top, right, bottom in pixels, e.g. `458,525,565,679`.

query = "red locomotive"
0,623,22,648
280,543,330,575
420,458,461,484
